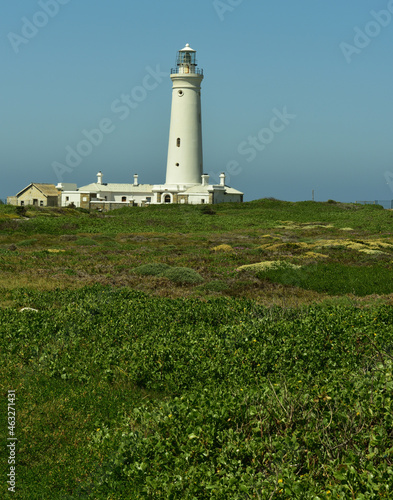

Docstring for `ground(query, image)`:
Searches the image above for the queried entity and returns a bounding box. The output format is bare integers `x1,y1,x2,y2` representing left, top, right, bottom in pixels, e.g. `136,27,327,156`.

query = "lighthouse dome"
180,43,196,52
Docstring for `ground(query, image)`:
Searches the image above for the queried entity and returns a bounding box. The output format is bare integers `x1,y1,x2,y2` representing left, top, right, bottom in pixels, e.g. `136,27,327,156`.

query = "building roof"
77,183,154,193
221,186,244,195
16,183,59,197
184,184,243,195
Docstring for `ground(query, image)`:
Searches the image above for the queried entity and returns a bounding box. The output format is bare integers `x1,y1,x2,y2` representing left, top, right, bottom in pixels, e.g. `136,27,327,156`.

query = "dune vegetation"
1,199,393,498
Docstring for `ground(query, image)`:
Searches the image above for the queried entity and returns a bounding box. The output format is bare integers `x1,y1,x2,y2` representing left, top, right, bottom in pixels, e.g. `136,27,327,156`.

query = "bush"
163,267,204,285
133,263,171,277
18,239,38,247
74,237,97,246
200,205,216,215
16,206,27,217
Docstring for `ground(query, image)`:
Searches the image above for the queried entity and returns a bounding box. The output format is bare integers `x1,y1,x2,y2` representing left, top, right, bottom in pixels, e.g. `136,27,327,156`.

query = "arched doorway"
164,194,171,204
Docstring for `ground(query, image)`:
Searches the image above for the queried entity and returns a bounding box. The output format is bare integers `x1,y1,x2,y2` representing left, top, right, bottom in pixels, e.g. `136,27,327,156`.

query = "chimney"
201,173,209,186
134,174,139,186
97,171,103,185
219,172,225,187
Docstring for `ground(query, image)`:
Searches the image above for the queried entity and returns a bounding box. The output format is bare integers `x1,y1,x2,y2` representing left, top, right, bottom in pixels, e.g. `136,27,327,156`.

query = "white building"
58,44,243,209
58,174,154,210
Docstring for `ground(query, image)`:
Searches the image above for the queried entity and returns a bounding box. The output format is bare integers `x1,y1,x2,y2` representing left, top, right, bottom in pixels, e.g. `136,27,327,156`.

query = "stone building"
7,183,59,207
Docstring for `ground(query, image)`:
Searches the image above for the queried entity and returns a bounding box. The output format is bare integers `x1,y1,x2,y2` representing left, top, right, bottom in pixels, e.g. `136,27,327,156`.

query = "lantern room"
172,43,203,75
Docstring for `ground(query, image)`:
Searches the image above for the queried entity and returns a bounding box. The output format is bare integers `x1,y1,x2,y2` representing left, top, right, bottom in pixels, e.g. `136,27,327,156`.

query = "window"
146,197,151,202
82,197,87,202
66,196,69,202
164,195,171,204
122,196,127,202
177,138,181,147
40,201,44,207
201,199,205,204
20,201,24,207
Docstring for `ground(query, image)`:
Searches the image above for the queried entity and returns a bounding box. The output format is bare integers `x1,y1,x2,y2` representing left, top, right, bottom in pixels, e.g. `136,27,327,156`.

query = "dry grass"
211,244,234,252
236,261,301,272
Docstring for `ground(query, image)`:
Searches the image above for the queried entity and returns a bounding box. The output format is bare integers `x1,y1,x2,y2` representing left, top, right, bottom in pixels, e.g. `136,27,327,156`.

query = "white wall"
60,192,83,207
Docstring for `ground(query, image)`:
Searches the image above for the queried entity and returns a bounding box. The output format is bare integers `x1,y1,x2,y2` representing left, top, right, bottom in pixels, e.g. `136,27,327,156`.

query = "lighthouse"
165,44,204,186
57,44,243,208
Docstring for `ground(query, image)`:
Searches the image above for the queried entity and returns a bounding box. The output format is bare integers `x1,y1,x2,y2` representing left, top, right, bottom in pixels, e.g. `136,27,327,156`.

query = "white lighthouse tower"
165,43,204,186
57,43,243,208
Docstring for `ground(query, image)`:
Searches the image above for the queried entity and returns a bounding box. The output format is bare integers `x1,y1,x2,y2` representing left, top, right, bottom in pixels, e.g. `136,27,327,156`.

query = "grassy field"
1,200,393,498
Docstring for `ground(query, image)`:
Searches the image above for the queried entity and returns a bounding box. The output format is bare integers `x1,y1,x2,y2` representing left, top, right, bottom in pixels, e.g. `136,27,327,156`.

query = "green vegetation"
133,263,172,276
1,199,393,498
255,262,393,296
162,266,204,285
133,263,203,284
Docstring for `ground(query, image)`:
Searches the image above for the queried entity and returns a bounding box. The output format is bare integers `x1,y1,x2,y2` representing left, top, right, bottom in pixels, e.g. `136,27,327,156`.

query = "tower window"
176,138,181,147
176,163,180,167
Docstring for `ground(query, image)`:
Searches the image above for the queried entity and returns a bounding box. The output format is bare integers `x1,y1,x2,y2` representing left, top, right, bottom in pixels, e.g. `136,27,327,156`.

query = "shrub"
200,205,216,215
74,237,97,246
163,266,204,285
76,207,90,214
237,260,301,272
211,244,233,252
18,239,38,247
133,263,171,277
16,206,27,217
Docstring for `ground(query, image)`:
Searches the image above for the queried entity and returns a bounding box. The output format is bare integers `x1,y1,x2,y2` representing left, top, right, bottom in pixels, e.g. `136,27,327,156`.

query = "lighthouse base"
152,178,243,205
57,173,243,209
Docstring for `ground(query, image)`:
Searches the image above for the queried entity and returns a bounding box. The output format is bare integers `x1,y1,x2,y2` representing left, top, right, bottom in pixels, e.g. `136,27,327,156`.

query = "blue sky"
2,0,393,203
